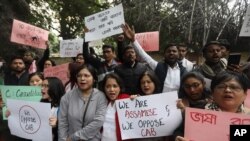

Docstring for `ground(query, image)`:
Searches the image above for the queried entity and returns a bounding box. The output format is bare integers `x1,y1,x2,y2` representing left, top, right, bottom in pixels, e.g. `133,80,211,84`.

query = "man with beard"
122,24,187,93
4,56,29,85
114,45,148,94
194,41,227,88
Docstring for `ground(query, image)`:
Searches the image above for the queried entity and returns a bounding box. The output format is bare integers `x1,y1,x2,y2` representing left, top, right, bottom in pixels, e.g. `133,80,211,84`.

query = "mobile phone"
227,53,241,66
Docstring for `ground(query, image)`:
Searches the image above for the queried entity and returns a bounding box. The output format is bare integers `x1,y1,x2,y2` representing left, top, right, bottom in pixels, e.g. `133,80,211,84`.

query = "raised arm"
37,41,50,71
122,23,158,70
116,34,126,63
82,41,102,68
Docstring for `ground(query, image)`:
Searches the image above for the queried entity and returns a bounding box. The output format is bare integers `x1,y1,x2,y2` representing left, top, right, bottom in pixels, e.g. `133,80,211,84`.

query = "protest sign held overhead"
239,5,250,36
135,31,159,51
10,19,49,49
85,4,125,41
60,38,84,57
115,91,182,140
7,99,52,141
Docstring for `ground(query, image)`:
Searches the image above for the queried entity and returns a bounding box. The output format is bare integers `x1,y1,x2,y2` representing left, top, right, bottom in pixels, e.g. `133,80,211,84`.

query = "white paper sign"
85,4,125,41
115,91,182,140
60,38,84,57
7,99,52,141
239,5,250,36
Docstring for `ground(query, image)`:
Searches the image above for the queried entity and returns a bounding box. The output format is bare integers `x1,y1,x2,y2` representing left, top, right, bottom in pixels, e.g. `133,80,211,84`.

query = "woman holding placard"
134,71,165,141
58,64,107,141
101,72,162,141
174,72,211,140
138,70,161,96
175,71,250,141
177,71,212,110
101,73,132,141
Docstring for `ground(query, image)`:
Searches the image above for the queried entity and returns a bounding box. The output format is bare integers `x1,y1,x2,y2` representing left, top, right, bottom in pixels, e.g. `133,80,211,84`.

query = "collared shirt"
101,103,117,141
180,58,194,72
163,64,180,92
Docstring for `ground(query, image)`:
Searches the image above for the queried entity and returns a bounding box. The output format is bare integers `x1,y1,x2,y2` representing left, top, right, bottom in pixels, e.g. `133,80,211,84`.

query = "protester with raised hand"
122,23,186,93
83,41,120,88
114,44,148,95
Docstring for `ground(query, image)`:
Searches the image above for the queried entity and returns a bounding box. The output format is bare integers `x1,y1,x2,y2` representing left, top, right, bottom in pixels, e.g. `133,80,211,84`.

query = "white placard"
60,38,84,57
115,91,182,140
85,4,125,41
7,99,52,141
239,5,250,36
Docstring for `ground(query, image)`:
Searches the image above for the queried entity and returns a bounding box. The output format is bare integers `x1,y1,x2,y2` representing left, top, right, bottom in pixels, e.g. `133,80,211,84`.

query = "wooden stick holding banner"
7,99,52,141
84,4,125,41
116,91,182,140
10,19,49,49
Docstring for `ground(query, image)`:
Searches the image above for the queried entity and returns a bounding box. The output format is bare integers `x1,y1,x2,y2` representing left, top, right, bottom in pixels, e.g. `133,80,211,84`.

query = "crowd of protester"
0,23,250,141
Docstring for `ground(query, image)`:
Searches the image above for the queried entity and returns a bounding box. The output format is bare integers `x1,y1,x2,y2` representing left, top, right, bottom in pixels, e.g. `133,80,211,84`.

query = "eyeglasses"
215,84,243,92
184,83,201,89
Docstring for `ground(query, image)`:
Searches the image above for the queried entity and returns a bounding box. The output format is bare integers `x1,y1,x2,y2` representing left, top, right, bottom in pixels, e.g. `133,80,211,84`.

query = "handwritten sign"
116,91,182,140
0,85,42,119
244,89,250,108
85,4,125,41
10,19,49,49
44,63,69,85
60,38,84,57
135,31,159,51
239,5,250,36
184,107,250,141
7,99,52,141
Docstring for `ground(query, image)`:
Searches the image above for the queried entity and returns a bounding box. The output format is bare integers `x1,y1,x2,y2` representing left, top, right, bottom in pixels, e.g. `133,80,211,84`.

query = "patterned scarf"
205,102,245,113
